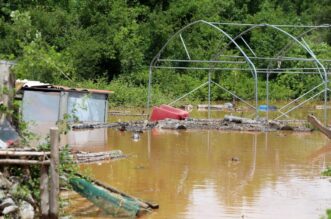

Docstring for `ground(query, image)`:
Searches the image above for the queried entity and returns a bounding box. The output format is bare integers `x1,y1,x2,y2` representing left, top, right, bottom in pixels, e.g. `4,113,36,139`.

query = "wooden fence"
0,127,59,219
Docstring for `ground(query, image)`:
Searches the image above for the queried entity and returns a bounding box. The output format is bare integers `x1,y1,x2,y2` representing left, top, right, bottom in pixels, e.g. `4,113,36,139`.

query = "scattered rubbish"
180,104,193,112
0,140,7,149
231,157,240,162
150,105,189,121
118,123,128,131
132,132,140,141
198,103,234,111
72,120,155,131
259,105,277,111
156,117,311,132
72,150,125,163
109,110,147,117
71,122,112,130
315,105,331,110
175,124,187,130
70,115,312,133
224,115,259,124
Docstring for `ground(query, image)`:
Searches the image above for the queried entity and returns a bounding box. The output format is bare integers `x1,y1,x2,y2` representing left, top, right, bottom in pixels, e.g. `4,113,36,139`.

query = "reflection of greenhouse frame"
147,20,331,123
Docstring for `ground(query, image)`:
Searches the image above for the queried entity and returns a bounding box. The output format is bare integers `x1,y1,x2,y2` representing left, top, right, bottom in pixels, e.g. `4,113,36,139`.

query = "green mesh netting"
70,177,141,217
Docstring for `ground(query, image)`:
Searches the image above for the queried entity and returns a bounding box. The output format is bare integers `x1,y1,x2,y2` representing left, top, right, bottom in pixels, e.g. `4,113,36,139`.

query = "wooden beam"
0,159,50,165
49,127,59,219
40,165,49,218
0,151,51,157
308,115,331,139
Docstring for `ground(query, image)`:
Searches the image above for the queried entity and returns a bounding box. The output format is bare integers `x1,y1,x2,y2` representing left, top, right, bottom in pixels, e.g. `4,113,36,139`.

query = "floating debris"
72,150,125,163
231,157,240,162
71,115,312,132
132,132,140,141
198,103,234,111
308,115,331,139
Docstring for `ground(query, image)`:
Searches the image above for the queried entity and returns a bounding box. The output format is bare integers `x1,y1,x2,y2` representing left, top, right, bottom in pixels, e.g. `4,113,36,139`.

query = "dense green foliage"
0,0,330,106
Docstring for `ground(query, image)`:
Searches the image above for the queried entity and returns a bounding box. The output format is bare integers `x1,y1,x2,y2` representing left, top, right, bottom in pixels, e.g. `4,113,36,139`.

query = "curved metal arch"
270,24,327,82
149,20,202,68
216,23,328,82
212,23,329,122
147,20,258,113
263,26,329,122
267,24,330,125
266,25,330,80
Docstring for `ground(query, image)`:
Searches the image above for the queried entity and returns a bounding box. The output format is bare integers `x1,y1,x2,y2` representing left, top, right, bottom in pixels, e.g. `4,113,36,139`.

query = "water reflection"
67,129,331,219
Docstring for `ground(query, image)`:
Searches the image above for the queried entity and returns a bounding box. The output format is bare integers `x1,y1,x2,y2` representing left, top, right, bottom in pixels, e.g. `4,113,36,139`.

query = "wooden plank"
307,115,331,139
40,165,49,218
0,159,50,165
49,127,59,219
0,151,51,157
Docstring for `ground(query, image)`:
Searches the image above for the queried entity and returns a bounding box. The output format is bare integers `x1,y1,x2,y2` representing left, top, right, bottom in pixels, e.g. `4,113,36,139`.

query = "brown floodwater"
65,127,331,219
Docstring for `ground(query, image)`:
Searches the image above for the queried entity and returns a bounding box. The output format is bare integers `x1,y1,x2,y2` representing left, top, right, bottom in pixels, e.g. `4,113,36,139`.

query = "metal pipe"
275,90,325,120
211,81,256,109
301,37,324,80
147,20,330,122
148,20,259,119
168,81,209,106
154,66,326,74
241,36,257,57
208,72,211,119
278,82,324,111
210,22,331,28
147,66,153,117
218,54,331,62
179,34,191,60
266,73,269,124
200,20,259,118
157,59,246,64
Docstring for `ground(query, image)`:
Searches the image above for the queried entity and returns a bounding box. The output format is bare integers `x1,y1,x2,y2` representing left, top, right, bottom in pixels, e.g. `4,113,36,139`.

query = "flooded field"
65,128,331,219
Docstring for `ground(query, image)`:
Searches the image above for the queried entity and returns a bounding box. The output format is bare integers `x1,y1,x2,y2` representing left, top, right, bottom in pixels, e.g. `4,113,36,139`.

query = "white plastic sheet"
67,93,106,122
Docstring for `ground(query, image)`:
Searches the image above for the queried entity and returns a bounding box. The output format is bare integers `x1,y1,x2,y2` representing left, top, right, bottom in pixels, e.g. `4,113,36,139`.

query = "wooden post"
49,127,59,219
40,164,49,218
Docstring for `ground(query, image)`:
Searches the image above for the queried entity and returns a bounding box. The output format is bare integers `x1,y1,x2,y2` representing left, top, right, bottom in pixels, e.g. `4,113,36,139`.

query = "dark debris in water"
71,115,312,133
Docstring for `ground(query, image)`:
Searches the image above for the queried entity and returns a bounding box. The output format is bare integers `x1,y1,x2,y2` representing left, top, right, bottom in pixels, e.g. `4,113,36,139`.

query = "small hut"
18,81,112,138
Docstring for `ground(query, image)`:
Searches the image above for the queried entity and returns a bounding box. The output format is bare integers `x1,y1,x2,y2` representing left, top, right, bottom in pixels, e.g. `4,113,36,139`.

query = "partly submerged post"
50,127,59,219
40,164,49,218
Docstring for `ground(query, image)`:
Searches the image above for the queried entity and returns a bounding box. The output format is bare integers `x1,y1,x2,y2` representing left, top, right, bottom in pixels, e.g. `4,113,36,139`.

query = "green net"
69,177,141,217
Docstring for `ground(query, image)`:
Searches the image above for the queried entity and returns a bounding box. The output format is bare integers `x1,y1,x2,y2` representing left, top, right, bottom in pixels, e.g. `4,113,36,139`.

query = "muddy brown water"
65,128,331,219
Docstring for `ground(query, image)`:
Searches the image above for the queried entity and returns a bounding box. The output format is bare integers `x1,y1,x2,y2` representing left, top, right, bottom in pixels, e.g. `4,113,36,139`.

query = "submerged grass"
321,168,331,219
322,167,331,176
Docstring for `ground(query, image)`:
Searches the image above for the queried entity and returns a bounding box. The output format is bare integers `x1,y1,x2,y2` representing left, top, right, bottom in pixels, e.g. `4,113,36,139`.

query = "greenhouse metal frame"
147,20,331,124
